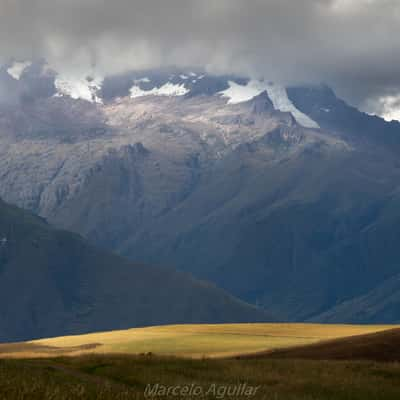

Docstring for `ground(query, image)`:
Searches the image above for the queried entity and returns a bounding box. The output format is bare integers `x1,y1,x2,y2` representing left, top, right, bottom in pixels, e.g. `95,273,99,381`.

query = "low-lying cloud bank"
1,0,399,118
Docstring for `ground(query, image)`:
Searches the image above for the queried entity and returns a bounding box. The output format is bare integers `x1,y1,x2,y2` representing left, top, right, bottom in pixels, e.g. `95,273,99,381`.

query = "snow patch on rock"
219,80,268,104
130,82,189,98
134,77,150,84
55,75,103,103
265,83,320,128
7,61,32,80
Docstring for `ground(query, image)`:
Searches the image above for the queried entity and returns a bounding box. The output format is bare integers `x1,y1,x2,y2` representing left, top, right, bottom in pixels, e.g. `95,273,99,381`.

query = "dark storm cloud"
1,0,400,114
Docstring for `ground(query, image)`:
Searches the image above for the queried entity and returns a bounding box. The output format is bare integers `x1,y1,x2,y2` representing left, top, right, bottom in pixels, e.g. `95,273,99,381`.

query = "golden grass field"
0,323,397,359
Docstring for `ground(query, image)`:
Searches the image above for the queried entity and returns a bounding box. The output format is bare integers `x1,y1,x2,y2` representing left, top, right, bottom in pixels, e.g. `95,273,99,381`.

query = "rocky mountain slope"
1,61,400,323
0,198,271,342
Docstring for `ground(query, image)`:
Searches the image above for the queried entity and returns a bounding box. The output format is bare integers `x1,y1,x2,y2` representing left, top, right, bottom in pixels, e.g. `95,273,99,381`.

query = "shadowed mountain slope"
0,199,271,342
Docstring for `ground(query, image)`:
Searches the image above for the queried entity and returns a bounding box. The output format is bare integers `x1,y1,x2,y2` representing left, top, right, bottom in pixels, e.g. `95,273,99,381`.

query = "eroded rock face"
0,85,331,227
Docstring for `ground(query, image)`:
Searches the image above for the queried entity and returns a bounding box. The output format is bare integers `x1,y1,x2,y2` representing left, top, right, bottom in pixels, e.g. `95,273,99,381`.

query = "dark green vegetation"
1,354,400,400
0,198,270,342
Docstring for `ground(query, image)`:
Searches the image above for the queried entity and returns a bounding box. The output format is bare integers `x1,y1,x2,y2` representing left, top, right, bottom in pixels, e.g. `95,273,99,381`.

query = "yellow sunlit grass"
1,323,396,359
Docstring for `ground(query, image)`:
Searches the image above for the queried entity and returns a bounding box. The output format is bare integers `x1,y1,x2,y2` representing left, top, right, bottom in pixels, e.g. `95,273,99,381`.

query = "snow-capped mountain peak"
1,61,325,128
219,80,320,128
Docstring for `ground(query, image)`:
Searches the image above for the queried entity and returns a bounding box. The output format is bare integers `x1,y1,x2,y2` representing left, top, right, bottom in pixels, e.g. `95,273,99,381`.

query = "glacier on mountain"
219,80,268,104
220,80,320,129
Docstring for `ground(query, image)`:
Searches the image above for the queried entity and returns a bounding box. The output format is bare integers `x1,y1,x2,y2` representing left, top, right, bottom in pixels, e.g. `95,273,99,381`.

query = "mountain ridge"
1,62,400,324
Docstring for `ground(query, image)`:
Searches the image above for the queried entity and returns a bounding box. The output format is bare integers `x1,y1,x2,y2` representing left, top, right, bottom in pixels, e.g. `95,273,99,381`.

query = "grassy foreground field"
0,323,396,359
1,324,400,399
1,354,400,399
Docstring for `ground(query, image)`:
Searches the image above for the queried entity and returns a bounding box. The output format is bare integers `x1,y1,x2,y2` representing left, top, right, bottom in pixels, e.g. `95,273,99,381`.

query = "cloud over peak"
1,0,400,116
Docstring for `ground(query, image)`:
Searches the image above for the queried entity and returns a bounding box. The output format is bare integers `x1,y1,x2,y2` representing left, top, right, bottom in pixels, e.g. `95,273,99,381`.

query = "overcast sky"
1,0,400,119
